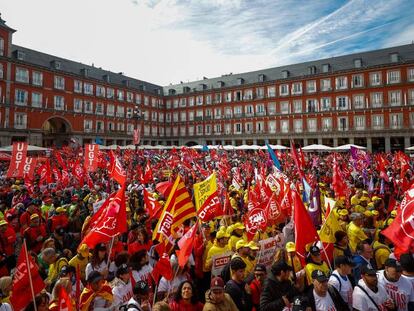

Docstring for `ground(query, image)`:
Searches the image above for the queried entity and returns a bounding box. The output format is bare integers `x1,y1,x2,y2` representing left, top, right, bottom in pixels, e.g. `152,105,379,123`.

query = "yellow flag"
193,172,217,211
319,208,342,243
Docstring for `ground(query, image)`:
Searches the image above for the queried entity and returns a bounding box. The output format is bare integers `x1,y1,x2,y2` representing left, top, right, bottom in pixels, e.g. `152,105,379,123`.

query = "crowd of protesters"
0,144,413,311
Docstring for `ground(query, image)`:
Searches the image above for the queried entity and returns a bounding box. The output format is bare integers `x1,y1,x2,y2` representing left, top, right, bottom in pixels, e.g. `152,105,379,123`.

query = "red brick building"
1,16,413,151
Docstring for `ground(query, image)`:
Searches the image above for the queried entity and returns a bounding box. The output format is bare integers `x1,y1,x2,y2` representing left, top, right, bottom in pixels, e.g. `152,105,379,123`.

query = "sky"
1,0,414,86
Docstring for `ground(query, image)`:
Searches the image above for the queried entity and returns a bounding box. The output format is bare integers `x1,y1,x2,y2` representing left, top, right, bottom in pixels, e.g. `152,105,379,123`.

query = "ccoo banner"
7,142,28,178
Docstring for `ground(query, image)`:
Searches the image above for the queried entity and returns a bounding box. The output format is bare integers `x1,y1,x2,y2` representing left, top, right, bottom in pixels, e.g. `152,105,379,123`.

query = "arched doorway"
42,117,72,147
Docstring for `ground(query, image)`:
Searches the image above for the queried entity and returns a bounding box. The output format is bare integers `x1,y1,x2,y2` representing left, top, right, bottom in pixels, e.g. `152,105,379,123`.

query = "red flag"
332,157,347,198
84,144,99,172
382,183,414,254
22,157,37,180
10,240,45,311
143,161,153,183
144,189,163,220
244,205,268,241
290,140,305,180
81,185,127,248
54,150,67,170
151,243,173,282
109,151,127,186
7,142,28,178
156,181,173,198
59,286,73,311
293,190,319,265
177,221,198,267
197,191,223,222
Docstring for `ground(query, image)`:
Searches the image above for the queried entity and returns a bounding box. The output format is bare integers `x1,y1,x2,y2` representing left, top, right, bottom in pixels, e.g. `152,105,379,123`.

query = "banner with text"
7,142,28,178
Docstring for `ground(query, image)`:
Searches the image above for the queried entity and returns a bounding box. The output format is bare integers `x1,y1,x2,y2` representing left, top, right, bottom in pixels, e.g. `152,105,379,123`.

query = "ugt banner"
7,142,28,178
84,144,99,172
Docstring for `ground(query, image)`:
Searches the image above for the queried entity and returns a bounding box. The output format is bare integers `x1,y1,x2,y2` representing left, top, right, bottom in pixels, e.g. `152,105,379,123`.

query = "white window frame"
16,67,29,83
54,76,65,90
54,95,65,111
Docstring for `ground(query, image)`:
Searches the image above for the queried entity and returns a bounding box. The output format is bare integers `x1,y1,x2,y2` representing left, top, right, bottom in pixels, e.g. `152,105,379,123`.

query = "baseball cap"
59,265,75,277
133,280,149,295
309,245,321,255
95,243,107,251
30,214,39,220
233,222,245,231
384,258,402,271
87,270,103,283
286,242,296,252
236,240,248,250
361,265,377,276
254,264,266,273
116,263,129,277
0,219,8,226
338,209,349,216
399,254,414,271
210,276,225,290
311,270,328,282
334,255,355,268
247,241,259,250
78,243,89,257
292,296,310,311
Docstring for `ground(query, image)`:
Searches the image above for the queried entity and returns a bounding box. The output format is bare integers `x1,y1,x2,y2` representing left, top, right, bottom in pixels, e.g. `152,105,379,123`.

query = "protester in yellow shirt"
350,190,363,206
205,228,231,271
305,245,330,285
372,233,392,269
231,240,253,277
228,222,245,252
333,230,352,261
347,213,368,253
69,243,90,282
338,209,349,232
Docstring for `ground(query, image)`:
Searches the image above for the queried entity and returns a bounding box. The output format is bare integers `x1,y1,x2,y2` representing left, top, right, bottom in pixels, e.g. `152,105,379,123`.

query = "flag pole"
106,236,115,270
320,243,333,272
23,239,38,311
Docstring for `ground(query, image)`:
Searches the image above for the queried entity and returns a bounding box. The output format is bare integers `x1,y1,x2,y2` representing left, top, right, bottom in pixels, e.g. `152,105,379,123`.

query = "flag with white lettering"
7,142,28,178
84,144,99,172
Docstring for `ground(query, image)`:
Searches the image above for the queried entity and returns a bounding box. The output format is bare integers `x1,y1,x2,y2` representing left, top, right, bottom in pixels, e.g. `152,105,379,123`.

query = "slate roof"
164,43,414,95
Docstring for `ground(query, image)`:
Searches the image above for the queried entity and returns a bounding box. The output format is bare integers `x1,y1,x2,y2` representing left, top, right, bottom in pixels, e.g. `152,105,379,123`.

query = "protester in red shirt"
24,214,47,254
249,264,267,311
169,280,204,311
47,206,69,233
20,200,43,233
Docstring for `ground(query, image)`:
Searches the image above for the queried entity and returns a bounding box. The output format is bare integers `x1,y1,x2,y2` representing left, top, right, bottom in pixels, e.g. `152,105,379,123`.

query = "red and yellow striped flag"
153,175,196,244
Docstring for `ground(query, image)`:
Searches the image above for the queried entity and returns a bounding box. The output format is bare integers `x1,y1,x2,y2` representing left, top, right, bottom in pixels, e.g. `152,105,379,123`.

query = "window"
96,121,104,133
215,108,222,119
116,105,124,117
322,118,332,131
14,113,27,129
390,113,402,129
279,84,289,96
173,112,178,122
390,53,399,63
84,101,93,113
84,83,93,95
256,121,264,133
256,104,265,115
407,68,414,82
108,122,115,131
268,102,276,115
31,92,42,108
166,113,171,122
321,98,331,111
188,111,194,121
410,113,414,128
215,124,221,134
0,37,3,56
188,126,194,135
292,82,302,95
32,71,43,86
205,109,212,119
243,89,253,100
196,125,202,135
180,111,186,121
166,100,171,109
338,117,348,131
180,98,187,107
96,85,105,97
322,64,330,73
54,95,65,110
107,88,114,99
196,110,203,119
353,95,365,109
306,80,316,93
189,97,195,106
293,100,302,113
307,119,317,132
74,99,83,112
135,94,141,104
306,99,317,112
54,76,65,90
335,76,347,90
354,116,365,130
159,112,164,122
173,99,179,108
354,59,362,68
280,101,289,114
389,90,401,106
225,92,232,102
107,104,114,116
15,89,28,105
320,79,331,91
245,122,253,134
234,106,242,117
371,92,383,108
268,121,276,133
409,89,414,105
0,64,3,79
245,105,254,116
214,93,222,104
180,126,186,136
352,74,364,88
225,124,231,134
370,72,382,86
197,95,203,105
267,86,276,98
256,87,265,99
117,90,124,101
206,95,212,105
16,67,29,83
127,92,133,102
387,70,400,84
152,126,157,135
74,80,82,93
336,96,348,110
294,119,303,133
234,123,242,134
117,122,125,132
281,120,289,133
84,120,93,132
96,102,104,115
144,125,150,135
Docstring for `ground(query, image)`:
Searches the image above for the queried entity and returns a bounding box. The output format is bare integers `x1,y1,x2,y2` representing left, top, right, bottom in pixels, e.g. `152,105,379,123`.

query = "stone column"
385,136,391,153
366,137,372,152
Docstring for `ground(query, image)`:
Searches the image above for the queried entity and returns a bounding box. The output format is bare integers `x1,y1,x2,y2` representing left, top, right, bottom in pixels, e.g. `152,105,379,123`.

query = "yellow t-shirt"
305,262,330,284
205,243,231,271
286,255,302,273
69,254,89,280
228,235,245,252
373,241,391,270
231,253,254,277
350,195,361,206
347,221,368,252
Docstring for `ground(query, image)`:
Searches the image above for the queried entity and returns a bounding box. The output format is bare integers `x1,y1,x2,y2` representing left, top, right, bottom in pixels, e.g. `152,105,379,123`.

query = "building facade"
1,16,414,152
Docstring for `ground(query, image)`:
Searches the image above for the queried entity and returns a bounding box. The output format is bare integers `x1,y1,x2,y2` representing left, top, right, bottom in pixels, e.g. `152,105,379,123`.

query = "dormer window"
390,53,400,63
217,81,225,88
168,89,176,95
354,58,362,68
122,80,130,87
199,83,207,90
50,60,61,70
80,68,89,77
237,78,244,85
282,70,289,79
308,66,317,75
258,74,266,82
103,74,110,83
183,86,191,93
17,50,25,60
322,64,330,73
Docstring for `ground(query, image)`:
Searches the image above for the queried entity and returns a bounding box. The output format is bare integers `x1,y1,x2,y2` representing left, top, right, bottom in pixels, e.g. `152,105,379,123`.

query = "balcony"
195,116,203,121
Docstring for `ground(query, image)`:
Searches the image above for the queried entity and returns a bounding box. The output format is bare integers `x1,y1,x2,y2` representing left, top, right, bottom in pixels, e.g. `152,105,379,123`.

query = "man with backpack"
328,255,355,308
